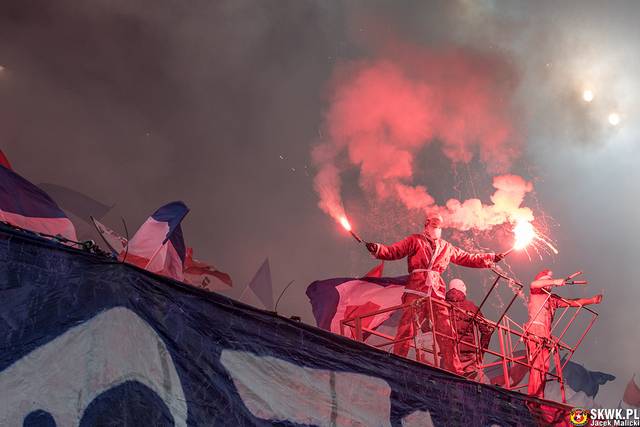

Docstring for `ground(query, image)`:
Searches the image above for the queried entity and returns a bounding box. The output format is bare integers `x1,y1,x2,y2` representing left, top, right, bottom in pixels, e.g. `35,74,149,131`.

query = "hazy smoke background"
1,0,639,405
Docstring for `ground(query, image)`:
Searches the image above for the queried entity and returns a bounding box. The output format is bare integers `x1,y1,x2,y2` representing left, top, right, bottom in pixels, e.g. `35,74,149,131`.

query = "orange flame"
339,216,352,231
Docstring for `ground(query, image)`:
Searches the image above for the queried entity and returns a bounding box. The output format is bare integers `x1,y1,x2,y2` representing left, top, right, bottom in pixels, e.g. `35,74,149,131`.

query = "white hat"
449,278,466,295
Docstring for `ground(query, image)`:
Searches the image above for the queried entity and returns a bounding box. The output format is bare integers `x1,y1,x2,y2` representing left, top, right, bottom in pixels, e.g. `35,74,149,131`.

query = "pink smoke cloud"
313,44,531,231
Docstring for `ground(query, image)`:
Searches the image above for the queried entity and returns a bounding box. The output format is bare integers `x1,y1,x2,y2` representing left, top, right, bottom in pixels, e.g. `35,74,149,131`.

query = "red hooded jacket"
374,234,495,298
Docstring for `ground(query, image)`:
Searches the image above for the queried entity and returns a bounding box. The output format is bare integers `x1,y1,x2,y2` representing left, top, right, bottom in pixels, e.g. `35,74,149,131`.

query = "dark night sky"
1,0,639,406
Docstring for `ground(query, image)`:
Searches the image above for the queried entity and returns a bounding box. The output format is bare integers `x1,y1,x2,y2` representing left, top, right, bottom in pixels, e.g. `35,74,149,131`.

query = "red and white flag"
622,374,640,409
92,206,232,290
183,247,233,291
120,201,189,282
0,157,76,241
91,217,128,255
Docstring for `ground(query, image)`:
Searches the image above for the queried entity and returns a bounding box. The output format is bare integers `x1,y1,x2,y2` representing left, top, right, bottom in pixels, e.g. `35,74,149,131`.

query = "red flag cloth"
485,350,529,387
374,235,494,299
0,164,77,241
363,262,384,278
0,150,12,170
624,375,640,407
183,247,233,290
122,201,189,282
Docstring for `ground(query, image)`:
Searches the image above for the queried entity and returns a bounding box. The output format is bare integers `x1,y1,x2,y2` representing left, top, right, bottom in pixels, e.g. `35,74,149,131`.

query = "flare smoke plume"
313,45,533,230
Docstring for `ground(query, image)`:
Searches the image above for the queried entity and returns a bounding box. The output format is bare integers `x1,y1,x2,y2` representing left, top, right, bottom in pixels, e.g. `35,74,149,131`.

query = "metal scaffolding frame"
339,269,598,403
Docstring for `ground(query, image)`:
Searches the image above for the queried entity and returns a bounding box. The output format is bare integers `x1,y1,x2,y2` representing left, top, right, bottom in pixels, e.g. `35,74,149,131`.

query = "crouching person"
446,279,492,382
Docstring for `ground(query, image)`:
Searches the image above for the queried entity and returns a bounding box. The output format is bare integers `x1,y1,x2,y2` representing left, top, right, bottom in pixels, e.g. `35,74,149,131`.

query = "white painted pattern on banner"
221,349,392,426
401,410,435,427
0,307,187,426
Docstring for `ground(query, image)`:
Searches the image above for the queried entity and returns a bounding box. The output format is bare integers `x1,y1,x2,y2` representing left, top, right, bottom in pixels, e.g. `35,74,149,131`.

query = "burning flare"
337,215,364,244
513,220,535,250
507,219,559,257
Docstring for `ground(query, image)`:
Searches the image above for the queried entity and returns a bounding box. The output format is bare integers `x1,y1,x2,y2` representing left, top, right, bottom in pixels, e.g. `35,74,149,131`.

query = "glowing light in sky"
582,89,594,102
608,112,621,126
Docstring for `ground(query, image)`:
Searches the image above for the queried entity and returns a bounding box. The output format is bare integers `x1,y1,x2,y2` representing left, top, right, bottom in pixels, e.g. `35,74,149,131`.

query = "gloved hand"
591,294,604,304
494,252,506,263
366,242,379,255
553,278,567,287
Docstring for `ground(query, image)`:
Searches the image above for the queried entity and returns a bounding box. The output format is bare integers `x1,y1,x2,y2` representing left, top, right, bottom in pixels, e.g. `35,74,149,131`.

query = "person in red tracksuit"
526,269,603,398
366,212,503,374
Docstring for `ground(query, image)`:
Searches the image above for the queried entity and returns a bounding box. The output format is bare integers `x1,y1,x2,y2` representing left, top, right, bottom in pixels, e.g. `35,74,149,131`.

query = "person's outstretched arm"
556,294,603,308
530,278,566,290
450,245,497,269
366,236,416,261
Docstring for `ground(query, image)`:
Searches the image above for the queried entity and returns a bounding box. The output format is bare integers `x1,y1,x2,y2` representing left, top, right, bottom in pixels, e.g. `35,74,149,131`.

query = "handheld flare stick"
565,271,588,285
339,216,368,245
502,247,516,257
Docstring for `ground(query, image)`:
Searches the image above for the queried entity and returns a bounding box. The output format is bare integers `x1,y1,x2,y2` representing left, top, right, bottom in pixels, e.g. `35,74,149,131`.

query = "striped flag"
183,247,233,291
39,183,112,222
93,213,232,290
90,217,128,255
0,162,77,241
0,150,12,170
124,201,189,282
621,374,640,409
306,276,408,338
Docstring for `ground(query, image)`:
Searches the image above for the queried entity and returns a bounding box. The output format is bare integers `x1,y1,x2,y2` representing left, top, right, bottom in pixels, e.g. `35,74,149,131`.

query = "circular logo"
569,408,590,426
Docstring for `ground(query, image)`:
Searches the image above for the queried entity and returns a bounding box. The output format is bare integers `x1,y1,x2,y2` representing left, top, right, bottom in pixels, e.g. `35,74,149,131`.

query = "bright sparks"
510,219,559,256
582,89,594,102
608,112,621,126
513,220,535,250
339,216,352,231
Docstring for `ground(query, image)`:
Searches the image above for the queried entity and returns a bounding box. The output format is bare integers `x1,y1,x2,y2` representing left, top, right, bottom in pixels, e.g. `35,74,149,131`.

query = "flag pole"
143,220,185,270
143,241,168,270
90,216,119,255
274,280,295,313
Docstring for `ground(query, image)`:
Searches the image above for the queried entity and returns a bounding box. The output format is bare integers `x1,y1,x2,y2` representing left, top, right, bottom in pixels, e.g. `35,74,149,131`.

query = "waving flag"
91,217,128,255
306,276,408,338
0,150,11,170
484,349,529,387
93,211,232,290
538,359,615,407
39,183,112,222
555,360,615,398
241,258,273,309
363,262,384,278
621,374,640,409
0,164,77,241
124,201,189,281
183,247,233,291
0,224,571,426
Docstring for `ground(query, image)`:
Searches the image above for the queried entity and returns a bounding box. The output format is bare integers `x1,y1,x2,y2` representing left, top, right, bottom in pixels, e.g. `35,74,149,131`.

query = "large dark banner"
0,226,567,426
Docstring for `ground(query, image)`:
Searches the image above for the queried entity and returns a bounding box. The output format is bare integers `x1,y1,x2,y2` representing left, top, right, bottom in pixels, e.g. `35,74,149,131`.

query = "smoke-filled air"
3,0,640,411
313,45,534,233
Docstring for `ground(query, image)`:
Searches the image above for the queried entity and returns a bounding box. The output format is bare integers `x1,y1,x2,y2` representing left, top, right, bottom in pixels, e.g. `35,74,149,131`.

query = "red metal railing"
339,269,598,403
